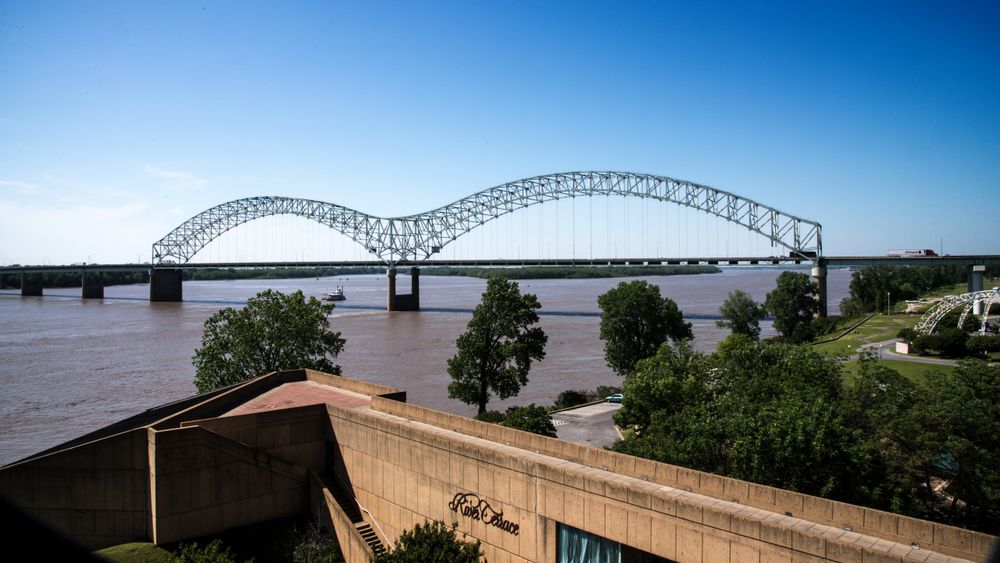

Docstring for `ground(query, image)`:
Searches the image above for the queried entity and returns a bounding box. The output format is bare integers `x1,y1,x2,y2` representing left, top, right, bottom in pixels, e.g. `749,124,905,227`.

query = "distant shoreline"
0,264,721,289
421,265,721,279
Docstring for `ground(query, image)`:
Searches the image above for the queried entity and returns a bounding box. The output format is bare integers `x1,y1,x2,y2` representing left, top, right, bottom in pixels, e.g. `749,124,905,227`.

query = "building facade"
1,369,994,562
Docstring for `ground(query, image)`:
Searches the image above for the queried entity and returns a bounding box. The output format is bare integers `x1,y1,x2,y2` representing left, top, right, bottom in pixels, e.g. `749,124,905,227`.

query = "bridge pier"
150,268,183,302
811,264,827,318
386,267,420,311
20,273,43,296
81,271,105,299
968,265,986,315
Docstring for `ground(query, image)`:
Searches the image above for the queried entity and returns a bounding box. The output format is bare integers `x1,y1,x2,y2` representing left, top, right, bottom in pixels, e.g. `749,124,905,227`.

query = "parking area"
551,401,622,448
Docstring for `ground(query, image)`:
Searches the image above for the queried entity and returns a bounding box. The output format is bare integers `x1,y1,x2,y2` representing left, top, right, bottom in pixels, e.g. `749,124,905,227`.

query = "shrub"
553,389,589,410
501,404,557,437
474,410,505,424
173,539,241,563
967,335,1000,357
897,327,918,342
914,328,970,357
372,521,482,562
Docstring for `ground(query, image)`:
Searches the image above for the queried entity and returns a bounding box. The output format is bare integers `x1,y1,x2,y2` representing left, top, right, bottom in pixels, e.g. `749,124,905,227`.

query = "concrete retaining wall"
0,428,150,549
184,404,329,474
149,425,307,545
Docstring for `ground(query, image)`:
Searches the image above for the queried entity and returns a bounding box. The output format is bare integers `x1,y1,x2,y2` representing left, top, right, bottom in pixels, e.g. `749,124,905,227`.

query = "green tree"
764,271,819,343
614,341,715,433
447,277,547,415
613,339,867,500
372,521,482,563
716,289,766,340
192,289,345,393
912,360,1000,527
597,280,693,376
501,404,557,437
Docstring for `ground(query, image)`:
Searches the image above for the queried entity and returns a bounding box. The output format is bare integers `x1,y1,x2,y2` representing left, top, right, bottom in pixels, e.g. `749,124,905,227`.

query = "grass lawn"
840,358,956,385
812,314,918,357
95,542,173,563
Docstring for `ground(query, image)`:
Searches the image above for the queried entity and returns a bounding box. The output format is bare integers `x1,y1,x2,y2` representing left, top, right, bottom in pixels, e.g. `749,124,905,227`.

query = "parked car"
605,393,623,403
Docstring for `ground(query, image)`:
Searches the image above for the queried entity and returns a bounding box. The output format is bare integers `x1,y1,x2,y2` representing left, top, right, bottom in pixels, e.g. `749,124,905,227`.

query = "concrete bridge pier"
968,265,986,314
81,271,105,299
811,263,827,317
20,273,43,296
386,267,420,311
150,268,183,302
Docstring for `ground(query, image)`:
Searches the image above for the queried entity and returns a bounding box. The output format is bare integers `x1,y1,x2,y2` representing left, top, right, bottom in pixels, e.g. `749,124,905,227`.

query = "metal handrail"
359,504,393,549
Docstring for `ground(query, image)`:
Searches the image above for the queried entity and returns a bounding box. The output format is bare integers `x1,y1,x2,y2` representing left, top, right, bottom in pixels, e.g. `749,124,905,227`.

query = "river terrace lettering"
448,492,520,536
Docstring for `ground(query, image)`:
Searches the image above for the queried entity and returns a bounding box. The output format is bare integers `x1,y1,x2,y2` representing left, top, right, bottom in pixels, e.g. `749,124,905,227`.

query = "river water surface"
0,267,849,465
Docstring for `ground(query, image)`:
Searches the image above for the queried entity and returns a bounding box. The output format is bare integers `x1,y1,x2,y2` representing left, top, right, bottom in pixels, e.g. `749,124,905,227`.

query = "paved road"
551,402,622,448
854,340,960,366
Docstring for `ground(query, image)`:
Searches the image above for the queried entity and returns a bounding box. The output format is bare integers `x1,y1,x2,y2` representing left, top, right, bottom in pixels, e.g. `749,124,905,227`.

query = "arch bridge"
149,171,824,309
915,288,1000,336
152,171,823,265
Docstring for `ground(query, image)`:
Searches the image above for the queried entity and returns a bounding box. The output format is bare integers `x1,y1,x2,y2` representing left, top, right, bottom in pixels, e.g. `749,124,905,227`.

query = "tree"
597,280,693,376
501,404,558,437
614,341,715,433
764,271,819,343
193,289,345,393
613,338,867,500
716,289,766,340
447,277,547,415
912,361,1000,528
372,521,482,563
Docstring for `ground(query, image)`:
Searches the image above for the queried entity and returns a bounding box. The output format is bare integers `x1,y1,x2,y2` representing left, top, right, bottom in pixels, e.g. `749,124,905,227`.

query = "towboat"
322,286,346,301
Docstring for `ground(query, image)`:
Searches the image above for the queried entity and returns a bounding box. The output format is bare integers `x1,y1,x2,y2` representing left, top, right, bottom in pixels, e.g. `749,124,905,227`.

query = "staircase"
357,523,385,556
327,478,387,556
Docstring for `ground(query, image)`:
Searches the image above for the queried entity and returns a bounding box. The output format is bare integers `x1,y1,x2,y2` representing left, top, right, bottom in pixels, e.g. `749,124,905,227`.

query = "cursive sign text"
448,492,519,535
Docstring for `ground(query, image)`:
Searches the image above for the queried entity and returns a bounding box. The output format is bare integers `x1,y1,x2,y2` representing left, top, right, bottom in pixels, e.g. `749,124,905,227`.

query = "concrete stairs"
328,478,386,556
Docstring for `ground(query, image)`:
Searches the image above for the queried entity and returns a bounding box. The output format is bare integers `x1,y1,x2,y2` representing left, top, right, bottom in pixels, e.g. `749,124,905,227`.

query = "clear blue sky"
1,0,997,264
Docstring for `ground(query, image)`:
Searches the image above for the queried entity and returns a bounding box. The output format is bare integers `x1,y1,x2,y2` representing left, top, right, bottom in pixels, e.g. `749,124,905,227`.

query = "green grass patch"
812,314,918,357
840,358,956,386
95,542,174,563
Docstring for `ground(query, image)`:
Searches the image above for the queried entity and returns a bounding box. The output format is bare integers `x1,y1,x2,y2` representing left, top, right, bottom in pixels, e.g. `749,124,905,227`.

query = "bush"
173,540,242,563
553,389,590,410
897,327,918,342
474,410,505,424
811,315,846,337
289,522,343,563
372,521,482,563
914,328,970,357
594,385,622,399
967,335,1000,357
501,404,557,437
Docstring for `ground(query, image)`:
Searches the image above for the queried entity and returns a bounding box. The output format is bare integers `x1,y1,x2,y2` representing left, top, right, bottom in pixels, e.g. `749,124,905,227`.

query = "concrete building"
1,369,994,562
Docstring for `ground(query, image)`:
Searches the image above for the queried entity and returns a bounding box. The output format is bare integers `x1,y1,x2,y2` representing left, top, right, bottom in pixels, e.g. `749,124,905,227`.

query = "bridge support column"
811,264,828,318
150,268,183,302
969,265,986,315
81,271,104,299
20,273,42,296
387,268,397,310
386,267,420,311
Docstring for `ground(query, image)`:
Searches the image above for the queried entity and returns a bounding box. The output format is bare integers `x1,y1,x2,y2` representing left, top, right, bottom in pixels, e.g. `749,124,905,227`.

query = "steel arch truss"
152,171,823,265
914,289,1000,335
